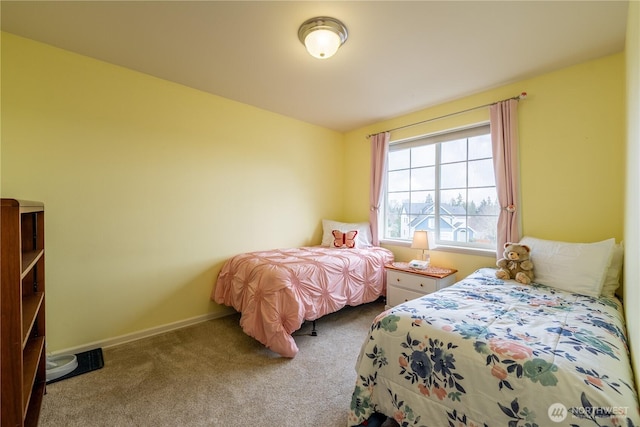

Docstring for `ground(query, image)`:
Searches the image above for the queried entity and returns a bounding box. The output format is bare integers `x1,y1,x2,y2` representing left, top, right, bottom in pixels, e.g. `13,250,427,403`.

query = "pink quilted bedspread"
212,246,394,357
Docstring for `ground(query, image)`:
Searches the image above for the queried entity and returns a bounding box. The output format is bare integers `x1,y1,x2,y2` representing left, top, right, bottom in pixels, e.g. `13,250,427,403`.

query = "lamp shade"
411,230,430,250
298,17,348,59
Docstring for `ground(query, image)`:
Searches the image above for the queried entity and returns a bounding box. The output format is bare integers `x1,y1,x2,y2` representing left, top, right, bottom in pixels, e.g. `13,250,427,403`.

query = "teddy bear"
496,242,535,284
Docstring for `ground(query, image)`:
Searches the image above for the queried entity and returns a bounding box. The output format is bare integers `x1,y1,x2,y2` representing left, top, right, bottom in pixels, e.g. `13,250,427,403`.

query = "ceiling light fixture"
298,16,348,59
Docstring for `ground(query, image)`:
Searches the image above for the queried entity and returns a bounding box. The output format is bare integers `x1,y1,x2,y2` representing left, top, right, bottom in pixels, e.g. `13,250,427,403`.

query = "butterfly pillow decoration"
332,230,358,248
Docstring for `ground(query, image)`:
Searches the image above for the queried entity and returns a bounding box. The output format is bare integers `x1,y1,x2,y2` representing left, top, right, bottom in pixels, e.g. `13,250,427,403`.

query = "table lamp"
410,230,430,269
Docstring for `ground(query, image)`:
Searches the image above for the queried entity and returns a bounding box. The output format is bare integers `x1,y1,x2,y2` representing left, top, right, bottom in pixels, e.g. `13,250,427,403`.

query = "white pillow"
321,219,373,249
519,236,615,297
601,242,623,297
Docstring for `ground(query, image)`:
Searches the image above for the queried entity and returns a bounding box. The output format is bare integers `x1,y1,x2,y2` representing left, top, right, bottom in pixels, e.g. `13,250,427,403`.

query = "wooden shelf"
22,336,45,413
24,381,45,427
22,293,44,347
21,250,44,280
2,199,46,427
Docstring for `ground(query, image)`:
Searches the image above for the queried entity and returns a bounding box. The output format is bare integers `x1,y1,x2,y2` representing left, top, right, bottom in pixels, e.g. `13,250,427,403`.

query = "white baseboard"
48,308,236,356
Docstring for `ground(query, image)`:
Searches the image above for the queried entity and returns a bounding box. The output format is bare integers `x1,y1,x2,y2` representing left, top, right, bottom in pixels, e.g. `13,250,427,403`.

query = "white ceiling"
0,1,629,132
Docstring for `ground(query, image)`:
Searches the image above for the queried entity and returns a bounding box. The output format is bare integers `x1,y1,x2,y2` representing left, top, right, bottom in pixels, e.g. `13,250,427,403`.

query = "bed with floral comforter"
348,268,639,427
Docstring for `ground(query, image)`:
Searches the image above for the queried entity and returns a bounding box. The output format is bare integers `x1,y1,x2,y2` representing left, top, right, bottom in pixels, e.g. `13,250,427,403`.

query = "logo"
548,403,629,422
548,403,568,423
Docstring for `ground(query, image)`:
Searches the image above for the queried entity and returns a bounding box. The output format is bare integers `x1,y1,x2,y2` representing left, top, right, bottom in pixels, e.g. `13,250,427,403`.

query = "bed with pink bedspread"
212,245,394,357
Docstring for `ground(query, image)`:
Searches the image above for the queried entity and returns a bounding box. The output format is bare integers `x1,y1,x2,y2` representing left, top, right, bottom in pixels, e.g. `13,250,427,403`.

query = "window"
382,124,498,250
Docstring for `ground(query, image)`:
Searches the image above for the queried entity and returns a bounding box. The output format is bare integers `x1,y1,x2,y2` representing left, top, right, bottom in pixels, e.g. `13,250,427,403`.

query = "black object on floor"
47,348,104,384
357,412,387,427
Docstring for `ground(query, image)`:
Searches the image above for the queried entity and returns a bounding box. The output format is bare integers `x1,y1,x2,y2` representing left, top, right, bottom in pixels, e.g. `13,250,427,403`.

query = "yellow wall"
624,0,640,390
1,31,629,355
345,53,625,280
1,33,344,352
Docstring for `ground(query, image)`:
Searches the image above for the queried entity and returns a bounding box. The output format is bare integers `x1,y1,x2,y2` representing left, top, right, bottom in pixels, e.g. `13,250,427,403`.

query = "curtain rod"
366,92,528,139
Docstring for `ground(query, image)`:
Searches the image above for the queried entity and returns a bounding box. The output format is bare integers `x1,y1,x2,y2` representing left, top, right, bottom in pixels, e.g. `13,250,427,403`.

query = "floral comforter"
348,268,639,427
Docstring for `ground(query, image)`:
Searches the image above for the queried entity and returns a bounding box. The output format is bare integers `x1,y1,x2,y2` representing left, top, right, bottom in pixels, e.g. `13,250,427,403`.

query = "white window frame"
379,123,497,255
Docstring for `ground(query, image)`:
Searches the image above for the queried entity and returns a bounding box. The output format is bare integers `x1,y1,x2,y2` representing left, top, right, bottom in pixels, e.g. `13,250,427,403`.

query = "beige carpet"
40,300,386,426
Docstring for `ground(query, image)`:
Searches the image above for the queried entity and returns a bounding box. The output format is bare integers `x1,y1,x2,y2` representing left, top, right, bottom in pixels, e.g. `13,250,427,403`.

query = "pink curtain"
490,99,520,256
369,132,390,246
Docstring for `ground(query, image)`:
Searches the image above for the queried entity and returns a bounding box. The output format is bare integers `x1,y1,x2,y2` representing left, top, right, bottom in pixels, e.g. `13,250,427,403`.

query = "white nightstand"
385,262,458,309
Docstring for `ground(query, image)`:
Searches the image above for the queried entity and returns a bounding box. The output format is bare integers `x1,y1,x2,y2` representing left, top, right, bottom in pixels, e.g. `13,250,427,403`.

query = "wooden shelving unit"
1,199,46,427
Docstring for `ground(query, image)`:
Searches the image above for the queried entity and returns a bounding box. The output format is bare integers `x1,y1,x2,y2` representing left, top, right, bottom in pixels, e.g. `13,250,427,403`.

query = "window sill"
380,239,496,258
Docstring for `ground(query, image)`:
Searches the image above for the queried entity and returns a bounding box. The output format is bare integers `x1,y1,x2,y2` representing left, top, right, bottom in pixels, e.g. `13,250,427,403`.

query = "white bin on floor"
46,354,78,382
